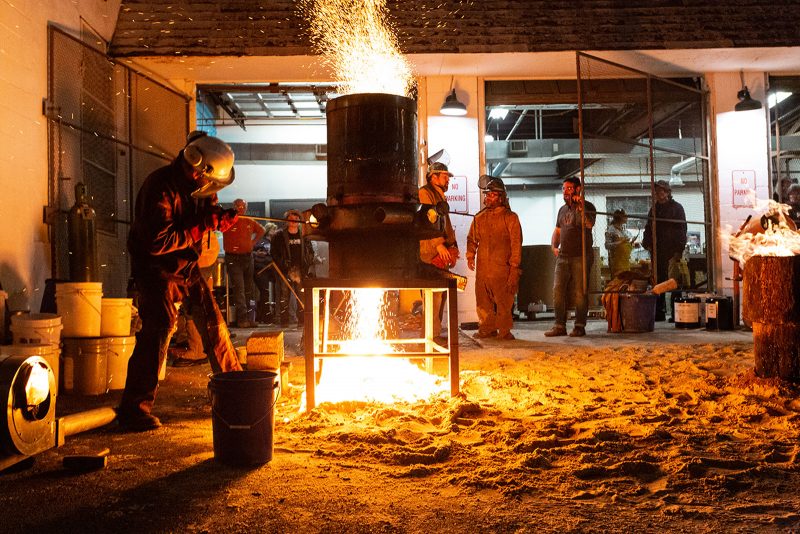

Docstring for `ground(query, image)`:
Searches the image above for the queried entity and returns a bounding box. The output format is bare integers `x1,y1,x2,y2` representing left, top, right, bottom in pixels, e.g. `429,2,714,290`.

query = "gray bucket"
620,293,657,333
208,370,280,466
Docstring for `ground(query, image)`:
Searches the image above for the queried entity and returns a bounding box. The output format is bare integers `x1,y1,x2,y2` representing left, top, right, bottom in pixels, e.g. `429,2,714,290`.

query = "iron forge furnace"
302,93,460,410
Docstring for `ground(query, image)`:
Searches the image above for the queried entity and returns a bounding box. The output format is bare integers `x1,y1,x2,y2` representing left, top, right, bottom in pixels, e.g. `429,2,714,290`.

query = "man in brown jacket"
419,162,459,340
466,178,522,340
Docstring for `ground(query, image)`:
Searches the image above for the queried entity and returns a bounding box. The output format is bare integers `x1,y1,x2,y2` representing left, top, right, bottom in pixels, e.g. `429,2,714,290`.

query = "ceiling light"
488,108,509,120
440,89,467,116
734,71,762,112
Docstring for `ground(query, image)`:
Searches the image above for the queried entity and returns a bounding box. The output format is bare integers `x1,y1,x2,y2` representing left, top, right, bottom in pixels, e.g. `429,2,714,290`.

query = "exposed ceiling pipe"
505,110,528,141
669,156,696,187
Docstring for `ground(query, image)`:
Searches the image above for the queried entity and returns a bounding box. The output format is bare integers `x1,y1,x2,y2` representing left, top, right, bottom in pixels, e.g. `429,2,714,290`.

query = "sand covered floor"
2,333,799,532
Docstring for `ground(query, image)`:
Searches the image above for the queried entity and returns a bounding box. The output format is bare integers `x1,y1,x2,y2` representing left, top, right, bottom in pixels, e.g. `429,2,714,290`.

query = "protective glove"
188,205,228,242
217,208,238,233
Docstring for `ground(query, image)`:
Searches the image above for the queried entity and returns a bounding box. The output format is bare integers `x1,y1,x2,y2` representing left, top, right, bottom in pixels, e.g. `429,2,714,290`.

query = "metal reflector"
0,354,56,457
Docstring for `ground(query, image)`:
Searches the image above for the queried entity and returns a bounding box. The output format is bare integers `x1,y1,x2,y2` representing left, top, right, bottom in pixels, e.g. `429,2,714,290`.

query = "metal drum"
674,296,701,329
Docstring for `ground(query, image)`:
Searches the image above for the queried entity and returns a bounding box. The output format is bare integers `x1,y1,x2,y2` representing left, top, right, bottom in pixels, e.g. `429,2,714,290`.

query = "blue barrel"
620,293,657,333
208,370,279,466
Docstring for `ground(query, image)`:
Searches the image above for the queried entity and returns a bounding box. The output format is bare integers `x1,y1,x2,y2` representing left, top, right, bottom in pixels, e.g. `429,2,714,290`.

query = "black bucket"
674,296,701,329
208,370,279,466
706,296,733,331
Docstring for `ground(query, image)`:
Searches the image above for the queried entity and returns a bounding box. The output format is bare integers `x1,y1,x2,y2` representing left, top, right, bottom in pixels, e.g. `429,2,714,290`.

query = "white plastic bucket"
62,337,108,395
1,343,62,395
56,282,103,338
107,336,135,390
101,298,133,337
10,313,63,345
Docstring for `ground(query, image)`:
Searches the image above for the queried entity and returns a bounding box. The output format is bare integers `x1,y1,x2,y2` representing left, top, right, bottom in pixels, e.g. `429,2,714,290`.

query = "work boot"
118,413,162,432
569,326,586,337
543,325,567,337
499,332,515,340
473,330,498,339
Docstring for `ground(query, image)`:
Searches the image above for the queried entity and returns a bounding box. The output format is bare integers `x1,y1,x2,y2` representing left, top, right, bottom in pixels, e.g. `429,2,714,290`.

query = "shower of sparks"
300,0,413,97
306,289,446,407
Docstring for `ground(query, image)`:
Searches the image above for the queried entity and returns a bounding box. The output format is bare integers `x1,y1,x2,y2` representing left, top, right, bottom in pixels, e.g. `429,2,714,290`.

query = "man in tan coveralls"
466,178,522,340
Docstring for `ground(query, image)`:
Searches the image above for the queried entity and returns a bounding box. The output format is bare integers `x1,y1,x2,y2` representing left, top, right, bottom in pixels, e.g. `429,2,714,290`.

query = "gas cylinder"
67,182,99,282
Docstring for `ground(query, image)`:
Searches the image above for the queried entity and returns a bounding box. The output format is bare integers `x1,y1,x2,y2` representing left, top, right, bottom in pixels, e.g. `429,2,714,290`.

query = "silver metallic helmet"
182,134,236,198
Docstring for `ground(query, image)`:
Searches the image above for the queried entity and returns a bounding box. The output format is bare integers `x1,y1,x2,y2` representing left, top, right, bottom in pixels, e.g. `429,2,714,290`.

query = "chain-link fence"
577,53,711,295
47,26,189,297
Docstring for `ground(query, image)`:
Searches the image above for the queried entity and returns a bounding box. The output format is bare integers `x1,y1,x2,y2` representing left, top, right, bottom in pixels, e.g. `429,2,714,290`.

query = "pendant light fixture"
735,70,762,112
440,77,467,116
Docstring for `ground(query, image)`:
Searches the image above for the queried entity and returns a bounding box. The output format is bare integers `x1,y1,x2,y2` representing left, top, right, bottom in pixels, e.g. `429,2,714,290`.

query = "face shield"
182,135,236,198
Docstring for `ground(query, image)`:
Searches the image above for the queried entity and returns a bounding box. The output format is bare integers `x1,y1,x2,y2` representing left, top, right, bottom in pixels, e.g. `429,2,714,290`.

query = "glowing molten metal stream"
311,290,446,406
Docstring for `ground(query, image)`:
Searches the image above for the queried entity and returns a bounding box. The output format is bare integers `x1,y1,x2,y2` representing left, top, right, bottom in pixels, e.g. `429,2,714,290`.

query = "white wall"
0,0,121,312
707,71,771,297
424,76,482,324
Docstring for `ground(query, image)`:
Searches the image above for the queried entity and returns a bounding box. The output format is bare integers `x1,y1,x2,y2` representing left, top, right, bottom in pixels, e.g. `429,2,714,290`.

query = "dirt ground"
2,321,799,533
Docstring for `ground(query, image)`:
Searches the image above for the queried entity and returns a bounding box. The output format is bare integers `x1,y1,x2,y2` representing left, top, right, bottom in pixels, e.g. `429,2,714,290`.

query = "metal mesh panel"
47,27,189,296
768,76,800,203
577,53,711,291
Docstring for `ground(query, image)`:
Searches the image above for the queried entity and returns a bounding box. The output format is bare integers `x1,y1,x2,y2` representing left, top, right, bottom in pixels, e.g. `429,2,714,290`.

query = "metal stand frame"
303,277,459,412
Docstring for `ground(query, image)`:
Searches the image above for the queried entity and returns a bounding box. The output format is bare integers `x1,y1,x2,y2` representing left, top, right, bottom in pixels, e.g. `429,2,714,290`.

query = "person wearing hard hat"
419,161,460,342
642,179,687,322
119,131,242,432
466,177,522,340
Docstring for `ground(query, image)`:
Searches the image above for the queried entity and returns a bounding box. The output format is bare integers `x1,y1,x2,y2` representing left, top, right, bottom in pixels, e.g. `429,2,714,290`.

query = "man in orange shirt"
223,199,266,328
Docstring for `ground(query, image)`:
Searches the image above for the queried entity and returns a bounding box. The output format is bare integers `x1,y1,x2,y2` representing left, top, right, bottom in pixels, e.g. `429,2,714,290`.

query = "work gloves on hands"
188,205,238,242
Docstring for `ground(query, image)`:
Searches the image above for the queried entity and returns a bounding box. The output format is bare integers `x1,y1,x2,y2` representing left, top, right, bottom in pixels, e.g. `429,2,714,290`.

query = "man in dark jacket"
642,179,687,321
271,210,316,327
118,133,242,431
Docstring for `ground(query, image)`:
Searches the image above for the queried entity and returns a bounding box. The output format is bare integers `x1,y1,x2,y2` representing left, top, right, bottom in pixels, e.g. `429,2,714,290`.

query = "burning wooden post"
743,255,800,381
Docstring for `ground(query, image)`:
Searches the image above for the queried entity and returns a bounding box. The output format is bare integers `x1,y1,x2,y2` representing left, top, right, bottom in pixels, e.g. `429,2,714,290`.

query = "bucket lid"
209,370,278,386
56,282,103,292
102,298,133,306
1,343,60,356
10,312,62,327
106,335,136,343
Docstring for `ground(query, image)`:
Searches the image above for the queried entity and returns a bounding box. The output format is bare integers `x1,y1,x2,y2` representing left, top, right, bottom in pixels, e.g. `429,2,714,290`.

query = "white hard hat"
183,134,236,198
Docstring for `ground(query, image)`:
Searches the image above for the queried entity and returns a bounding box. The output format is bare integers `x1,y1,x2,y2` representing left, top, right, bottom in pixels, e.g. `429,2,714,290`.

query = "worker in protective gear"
466,177,523,340
419,161,460,341
118,131,242,432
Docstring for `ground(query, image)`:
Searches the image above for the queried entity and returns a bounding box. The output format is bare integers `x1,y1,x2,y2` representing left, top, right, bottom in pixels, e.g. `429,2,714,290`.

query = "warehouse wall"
0,0,121,312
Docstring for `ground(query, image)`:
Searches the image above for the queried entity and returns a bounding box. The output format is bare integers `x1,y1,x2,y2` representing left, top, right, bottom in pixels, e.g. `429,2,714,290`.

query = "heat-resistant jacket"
419,183,457,264
466,205,523,276
127,156,209,280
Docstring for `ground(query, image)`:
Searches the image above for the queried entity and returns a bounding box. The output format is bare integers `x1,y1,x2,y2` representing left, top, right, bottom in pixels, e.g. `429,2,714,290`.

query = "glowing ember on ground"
725,201,800,264
306,288,447,407
301,0,413,97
